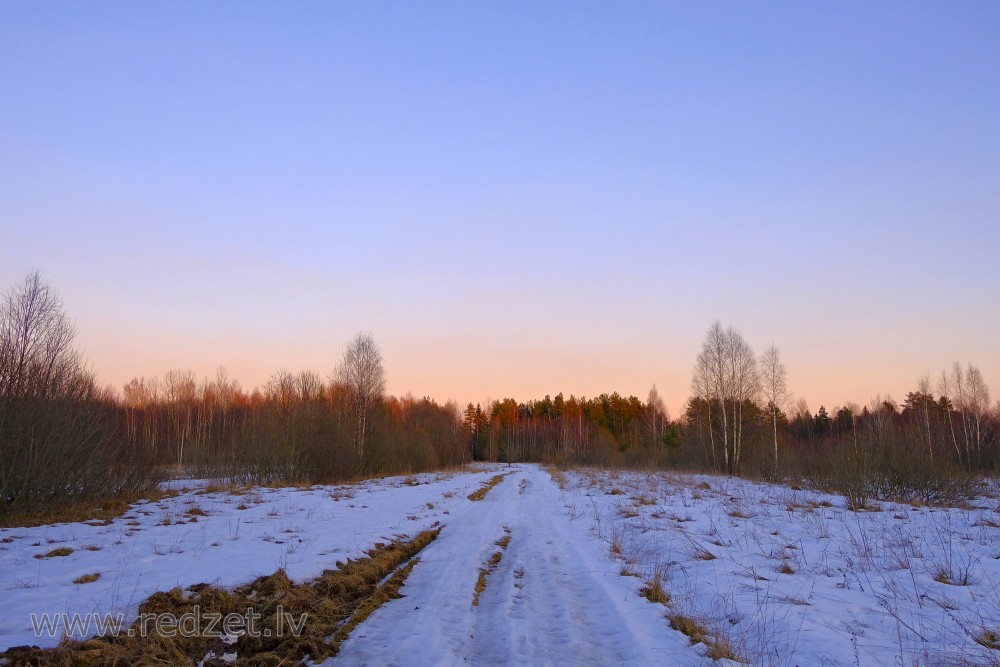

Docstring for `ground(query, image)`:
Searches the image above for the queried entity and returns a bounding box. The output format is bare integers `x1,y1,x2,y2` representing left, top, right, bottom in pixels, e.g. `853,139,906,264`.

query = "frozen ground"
3,464,999,666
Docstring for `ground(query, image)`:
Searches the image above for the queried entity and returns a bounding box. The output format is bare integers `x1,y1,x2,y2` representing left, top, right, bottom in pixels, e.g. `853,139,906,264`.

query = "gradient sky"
2,2,998,416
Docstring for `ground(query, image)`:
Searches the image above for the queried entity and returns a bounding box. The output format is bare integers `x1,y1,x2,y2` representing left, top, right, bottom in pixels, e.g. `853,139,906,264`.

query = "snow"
333,465,701,666
556,469,1000,666
0,468,501,651
3,464,999,666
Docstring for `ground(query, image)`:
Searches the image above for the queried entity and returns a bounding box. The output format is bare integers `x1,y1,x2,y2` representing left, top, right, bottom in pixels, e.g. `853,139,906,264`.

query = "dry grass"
468,474,507,502
3,529,440,666
975,629,1000,650
334,555,423,642
610,539,623,557
934,567,972,586
693,548,717,561
669,613,739,661
73,573,100,585
639,574,670,605
472,528,511,607
34,547,73,559
0,490,172,529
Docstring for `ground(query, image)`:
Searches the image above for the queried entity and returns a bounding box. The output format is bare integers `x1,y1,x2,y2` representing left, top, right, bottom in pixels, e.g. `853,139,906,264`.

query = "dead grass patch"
610,540,623,557
975,629,1000,650
34,547,73,559
468,475,507,502
472,529,511,607
73,573,100,585
0,490,166,529
669,613,739,661
639,573,670,605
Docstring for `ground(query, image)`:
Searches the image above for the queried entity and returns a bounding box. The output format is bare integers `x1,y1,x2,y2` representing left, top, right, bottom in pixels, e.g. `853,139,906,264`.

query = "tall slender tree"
759,343,789,472
336,332,386,467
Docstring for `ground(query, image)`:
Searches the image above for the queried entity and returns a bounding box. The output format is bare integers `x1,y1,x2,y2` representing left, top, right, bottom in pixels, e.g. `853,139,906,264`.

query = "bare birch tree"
966,364,990,465
692,321,759,474
644,385,668,449
759,343,789,473
337,332,386,466
916,373,933,463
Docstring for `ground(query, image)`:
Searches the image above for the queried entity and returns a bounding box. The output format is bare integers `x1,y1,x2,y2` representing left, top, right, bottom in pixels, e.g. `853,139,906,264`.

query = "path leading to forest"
332,465,700,666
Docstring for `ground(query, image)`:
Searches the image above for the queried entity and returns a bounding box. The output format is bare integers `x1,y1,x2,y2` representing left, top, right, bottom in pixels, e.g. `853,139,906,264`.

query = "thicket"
0,273,465,521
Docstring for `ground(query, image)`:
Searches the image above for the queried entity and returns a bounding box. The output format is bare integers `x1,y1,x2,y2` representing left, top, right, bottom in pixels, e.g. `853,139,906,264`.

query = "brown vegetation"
669,613,739,661
468,474,507,502
0,273,469,526
472,528,511,607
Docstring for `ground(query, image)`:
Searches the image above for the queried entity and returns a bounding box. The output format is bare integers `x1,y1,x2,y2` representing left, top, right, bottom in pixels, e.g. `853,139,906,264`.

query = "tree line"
463,387,676,467
2,272,997,513
0,272,466,513
465,321,997,503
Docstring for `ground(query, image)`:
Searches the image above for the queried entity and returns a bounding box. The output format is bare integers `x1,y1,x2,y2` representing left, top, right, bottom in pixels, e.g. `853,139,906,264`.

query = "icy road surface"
333,466,701,666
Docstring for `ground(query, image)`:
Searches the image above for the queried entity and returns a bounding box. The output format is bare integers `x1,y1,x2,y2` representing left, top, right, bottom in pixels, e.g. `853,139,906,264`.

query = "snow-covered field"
560,469,1000,666
2,464,999,666
0,468,501,652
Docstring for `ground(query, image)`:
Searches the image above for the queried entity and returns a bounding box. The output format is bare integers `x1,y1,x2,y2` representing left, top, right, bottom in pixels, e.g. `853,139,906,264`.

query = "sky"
1,2,998,416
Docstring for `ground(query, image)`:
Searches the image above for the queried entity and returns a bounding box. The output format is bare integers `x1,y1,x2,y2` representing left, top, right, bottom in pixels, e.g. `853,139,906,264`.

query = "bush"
0,273,159,513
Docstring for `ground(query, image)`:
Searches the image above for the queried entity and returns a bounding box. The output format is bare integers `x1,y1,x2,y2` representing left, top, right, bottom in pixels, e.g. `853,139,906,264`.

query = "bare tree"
691,322,759,473
336,332,386,466
644,385,668,449
0,270,80,404
163,369,196,467
759,343,789,473
865,394,894,445
0,272,152,504
938,369,961,463
966,364,990,464
692,323,725,469
916,373,933,463
940,362,991,468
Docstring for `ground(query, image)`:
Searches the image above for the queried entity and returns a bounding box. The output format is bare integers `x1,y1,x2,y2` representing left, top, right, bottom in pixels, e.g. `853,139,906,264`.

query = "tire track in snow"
332,465,701,666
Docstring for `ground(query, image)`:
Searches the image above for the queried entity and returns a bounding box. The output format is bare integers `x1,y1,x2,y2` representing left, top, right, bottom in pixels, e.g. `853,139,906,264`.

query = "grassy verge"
0,490,174,529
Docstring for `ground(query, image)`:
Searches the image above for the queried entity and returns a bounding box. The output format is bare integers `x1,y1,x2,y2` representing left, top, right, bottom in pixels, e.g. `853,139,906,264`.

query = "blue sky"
2,2,998,413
